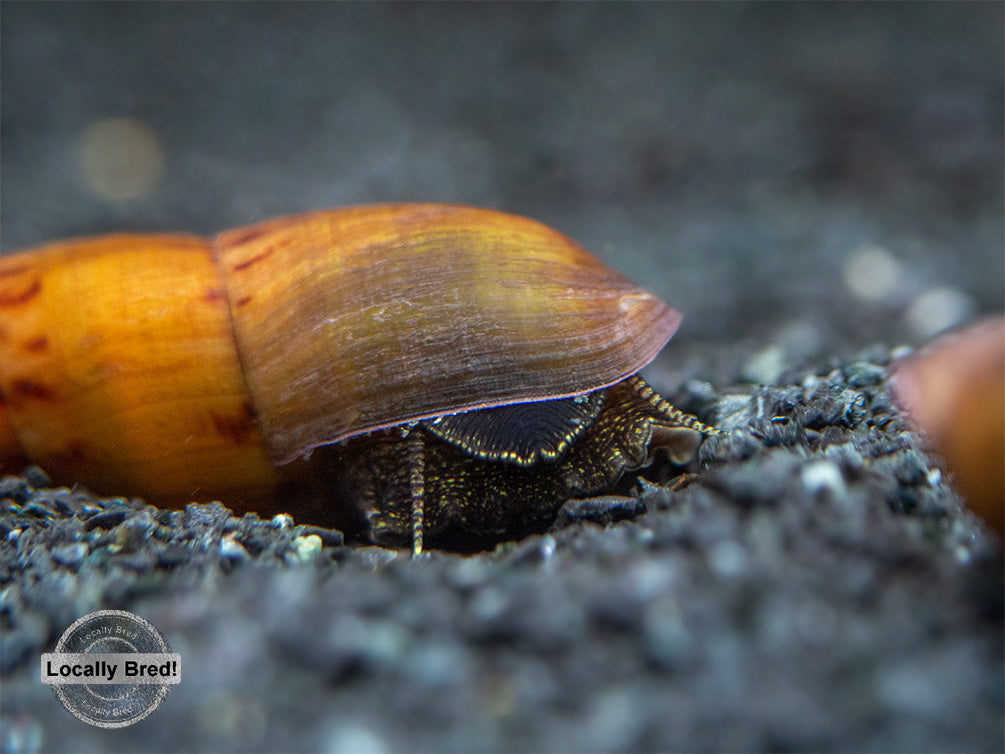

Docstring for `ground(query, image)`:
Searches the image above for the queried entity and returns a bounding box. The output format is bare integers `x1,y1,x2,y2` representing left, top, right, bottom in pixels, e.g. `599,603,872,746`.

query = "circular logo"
41,610,181,728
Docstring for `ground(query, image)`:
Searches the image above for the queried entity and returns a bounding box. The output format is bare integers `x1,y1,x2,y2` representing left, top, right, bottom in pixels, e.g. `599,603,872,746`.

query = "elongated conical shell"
216,204,681,464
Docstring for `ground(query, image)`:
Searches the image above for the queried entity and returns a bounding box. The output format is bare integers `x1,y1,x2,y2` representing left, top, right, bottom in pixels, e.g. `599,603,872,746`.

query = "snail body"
0,204,710,549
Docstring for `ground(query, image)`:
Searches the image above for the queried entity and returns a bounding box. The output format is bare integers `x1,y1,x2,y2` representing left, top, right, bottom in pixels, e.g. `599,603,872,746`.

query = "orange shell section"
216,203,682,464
893,316,1005,537
0,235,281,503
0,399,29,471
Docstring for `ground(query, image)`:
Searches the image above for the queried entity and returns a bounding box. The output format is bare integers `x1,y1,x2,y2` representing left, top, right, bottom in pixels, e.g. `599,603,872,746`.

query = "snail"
0,203,714,551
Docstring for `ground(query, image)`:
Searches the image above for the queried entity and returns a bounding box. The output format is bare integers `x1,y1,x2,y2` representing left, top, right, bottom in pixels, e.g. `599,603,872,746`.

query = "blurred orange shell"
893,315,1005,538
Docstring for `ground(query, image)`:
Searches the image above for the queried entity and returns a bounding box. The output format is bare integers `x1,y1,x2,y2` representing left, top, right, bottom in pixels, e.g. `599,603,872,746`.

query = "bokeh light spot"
78,117,165,202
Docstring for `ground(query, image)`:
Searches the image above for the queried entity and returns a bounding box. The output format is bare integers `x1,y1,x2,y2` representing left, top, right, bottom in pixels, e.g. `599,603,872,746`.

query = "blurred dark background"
2,2,1002,382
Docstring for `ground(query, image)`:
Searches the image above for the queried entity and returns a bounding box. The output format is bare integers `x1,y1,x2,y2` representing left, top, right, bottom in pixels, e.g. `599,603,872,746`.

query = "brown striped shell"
217,204,681,463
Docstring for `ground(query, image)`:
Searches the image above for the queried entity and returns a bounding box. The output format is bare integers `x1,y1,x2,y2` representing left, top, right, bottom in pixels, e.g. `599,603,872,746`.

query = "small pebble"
843,361,886,388
49,542,88,570
294,525,344,548
801,460,847,497
500,534,556,566
0,477,31,504
184,502,231,528
220,534,251,562
289,534,324,562
83,509,128,531
552,495,645,529
22,466,52,489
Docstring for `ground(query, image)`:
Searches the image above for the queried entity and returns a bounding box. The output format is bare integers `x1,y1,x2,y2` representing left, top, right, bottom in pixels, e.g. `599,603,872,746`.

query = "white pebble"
801,460,847,497
291,534,323,561
219,534,249,560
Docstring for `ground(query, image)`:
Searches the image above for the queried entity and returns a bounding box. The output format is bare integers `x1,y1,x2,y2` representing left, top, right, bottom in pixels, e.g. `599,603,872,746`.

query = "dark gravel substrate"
1,348,1001,753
